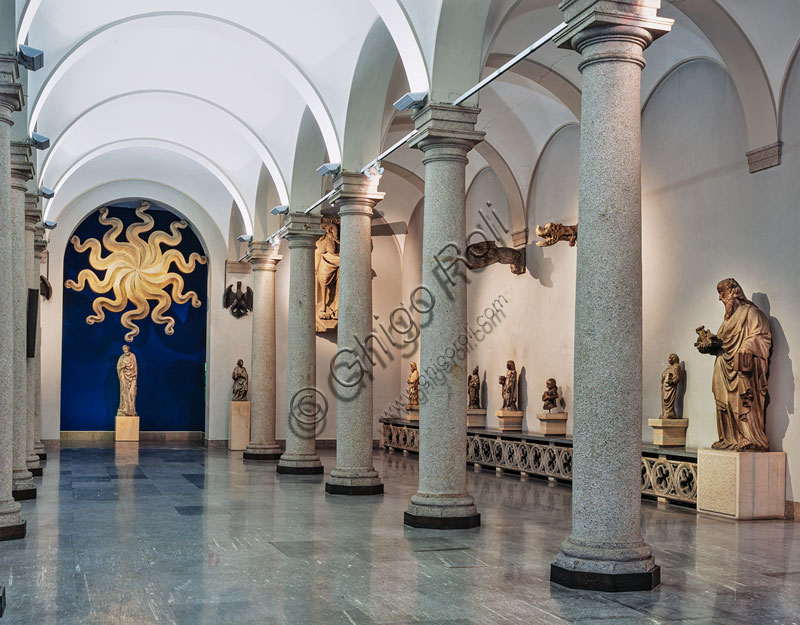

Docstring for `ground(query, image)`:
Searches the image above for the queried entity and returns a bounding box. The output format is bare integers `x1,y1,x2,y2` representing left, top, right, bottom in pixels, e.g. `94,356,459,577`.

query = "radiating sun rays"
65,201,207,342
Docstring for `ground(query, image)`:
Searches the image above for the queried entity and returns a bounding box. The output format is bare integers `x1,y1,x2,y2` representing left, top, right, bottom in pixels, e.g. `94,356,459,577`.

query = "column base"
277,464,324,475
36,452,47,461
326,482,384,495
30,467,43,477
243,449,282,461
550,563,661,592
26,456,41,472
0,520,26,541
405,494,480,529
12,488,36,501
404,511,480,529
277,453,323,474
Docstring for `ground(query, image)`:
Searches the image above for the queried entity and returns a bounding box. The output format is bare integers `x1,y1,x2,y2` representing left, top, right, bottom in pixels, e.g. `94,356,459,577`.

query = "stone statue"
695,278,772,451
232,359,248,401
223,281,253,319
467,366,481,409
499,360,518,411
660,354,682,419
315,221,340,332
535,222,578,247
542,378,560,411
407,362,420,407
116,344,138,416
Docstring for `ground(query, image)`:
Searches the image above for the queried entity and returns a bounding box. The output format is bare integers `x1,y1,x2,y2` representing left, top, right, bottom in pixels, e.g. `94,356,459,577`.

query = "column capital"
10,141,35,188
554,1,673,54
0,55,23,119
330,170,384,217
246,240,282,271
407,103,485,154
284,212,324,249
25,194,41,230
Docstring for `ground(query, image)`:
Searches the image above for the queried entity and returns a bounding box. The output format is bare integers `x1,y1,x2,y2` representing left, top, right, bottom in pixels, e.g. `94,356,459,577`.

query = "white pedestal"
648,418,689,447
467,408,486,428
537,412,568,436
229,401,251,451
406,406,419,422
496,410,523,432
115,416,140,442
697,449,786,519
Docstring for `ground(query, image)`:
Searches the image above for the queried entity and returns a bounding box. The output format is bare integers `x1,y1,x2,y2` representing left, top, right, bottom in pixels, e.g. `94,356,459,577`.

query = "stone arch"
473,141,525,235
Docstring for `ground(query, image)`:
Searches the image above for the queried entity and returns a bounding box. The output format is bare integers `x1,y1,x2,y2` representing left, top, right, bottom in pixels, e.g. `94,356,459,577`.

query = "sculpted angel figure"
116,344,138,416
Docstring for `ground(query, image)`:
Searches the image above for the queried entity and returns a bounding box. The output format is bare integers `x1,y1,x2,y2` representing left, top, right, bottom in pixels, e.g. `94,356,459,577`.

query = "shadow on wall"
524,241,555,288
751,293,794,456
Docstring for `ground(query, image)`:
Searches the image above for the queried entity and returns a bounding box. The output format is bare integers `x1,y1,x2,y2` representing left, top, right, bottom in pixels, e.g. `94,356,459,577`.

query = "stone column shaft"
550,0,672,592
0,55,26,537
244,241,283,460
326,171,384,496
404,104,484,529
10,141,37,497
24,194,41,475
277,213,325,474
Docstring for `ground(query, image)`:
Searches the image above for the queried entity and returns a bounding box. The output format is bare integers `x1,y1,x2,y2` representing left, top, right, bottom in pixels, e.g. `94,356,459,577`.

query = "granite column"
10,141,37,497
404,104,484,529
33,223,46,460
0,54,26,537
24,194,42,475
325,171,384,496
244,240,283,461
550,0,672,591
277,213,325,474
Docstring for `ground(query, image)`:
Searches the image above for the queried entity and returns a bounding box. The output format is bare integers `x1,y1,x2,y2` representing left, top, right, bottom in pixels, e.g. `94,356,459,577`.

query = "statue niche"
315,218,340,332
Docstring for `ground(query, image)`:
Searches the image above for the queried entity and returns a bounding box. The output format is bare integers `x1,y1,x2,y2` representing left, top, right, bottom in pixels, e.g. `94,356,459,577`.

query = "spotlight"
315,162,340,176
270,205,289,216
29,133,50,150
38,186,54,199
18,45,44,71
393,91,427,112
236,234,252,243
43,220,57,230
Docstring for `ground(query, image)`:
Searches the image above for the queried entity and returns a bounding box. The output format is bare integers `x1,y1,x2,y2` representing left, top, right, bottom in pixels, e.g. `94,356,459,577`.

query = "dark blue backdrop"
61,201,208,431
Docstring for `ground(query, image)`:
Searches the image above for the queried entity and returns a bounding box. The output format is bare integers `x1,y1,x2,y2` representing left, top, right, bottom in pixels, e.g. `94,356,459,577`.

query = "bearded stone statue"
695,278,772,452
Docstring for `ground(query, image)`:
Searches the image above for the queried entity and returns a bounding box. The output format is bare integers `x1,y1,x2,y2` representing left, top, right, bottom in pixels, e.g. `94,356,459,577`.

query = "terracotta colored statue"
468,366,481,409
695,278,772,451
407,362,419,407
232,359,248,401
116,345,138,416
660,354,682,419
315,222,340,330
542,378,560,411
499,360,518,411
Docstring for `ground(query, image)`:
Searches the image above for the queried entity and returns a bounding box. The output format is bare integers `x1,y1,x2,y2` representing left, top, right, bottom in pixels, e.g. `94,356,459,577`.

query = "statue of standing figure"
116,344,138,416
499,360,518,411
467,366,481,409
232,359,248,401
659,354,682,419
407,362,420,407
695,278,772,451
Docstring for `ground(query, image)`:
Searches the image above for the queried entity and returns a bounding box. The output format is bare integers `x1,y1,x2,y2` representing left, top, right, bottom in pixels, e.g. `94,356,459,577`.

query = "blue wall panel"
61,201,207,431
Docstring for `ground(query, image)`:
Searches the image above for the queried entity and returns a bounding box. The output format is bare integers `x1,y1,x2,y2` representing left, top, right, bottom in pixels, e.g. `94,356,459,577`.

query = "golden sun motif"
65,201,207,342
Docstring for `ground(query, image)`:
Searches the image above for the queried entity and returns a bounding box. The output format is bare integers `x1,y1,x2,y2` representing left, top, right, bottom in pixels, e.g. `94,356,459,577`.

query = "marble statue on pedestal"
695,278,771,452
660,354,682,419
116,345,138,416
315,221,340,332
468,366,481,409
406,362,419,407
232,359,248,401
499,360,518,412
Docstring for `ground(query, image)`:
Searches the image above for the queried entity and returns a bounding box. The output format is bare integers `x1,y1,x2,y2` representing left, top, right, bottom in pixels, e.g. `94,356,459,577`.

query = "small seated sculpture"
467,366,481,409
407,362,420,407
660,354,682,419
542,378,560,412
499,360,518,412
232,359,248,401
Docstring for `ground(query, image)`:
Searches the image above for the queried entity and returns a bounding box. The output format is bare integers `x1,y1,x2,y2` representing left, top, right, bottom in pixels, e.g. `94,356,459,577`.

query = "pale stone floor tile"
2,442,800,624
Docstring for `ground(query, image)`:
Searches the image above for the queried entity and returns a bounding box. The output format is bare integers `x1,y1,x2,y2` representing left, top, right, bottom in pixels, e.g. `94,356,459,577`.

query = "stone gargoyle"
535,222,578,247
465,241,525,275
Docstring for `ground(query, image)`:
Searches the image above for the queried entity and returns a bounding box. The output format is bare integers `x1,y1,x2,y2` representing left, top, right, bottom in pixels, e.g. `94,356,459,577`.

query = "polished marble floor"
1,443,799,625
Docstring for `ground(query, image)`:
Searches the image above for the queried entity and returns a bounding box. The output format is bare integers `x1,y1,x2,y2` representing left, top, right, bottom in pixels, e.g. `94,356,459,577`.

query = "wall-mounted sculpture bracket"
465,240,525,275
535,222,578,247
223,281,253,319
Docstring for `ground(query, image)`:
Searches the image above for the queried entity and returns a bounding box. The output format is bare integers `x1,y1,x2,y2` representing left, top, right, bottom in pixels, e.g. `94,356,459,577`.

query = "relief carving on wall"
65,201,207,342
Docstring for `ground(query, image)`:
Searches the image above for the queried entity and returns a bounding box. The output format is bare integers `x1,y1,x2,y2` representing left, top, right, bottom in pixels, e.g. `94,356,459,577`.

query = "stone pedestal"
648,418,688,447
496,410,523,432
697,449,786,519
467,408,486,428
229,401,251,451
115,416,140,442
406,406,419,422
537,412,568,436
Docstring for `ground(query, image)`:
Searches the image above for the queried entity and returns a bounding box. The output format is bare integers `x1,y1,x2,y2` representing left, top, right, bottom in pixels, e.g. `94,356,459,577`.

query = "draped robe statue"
696,278,771,451
232,359,248,401
315,223,340,331
116,345,138,416
499,360,518,411
407,362,420,407
660,354,682,419
467,366,481,409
